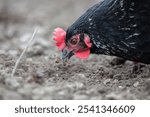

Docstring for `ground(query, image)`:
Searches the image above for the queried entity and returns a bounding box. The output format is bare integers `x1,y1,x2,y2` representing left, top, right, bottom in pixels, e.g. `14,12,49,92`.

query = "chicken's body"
54,0,150,64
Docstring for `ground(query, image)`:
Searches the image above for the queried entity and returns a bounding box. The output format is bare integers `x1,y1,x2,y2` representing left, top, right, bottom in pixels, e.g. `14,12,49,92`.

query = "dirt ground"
0,0,150,100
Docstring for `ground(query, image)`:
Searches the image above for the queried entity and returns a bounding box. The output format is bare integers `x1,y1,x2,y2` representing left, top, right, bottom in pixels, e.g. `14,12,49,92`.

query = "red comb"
53,27,66,50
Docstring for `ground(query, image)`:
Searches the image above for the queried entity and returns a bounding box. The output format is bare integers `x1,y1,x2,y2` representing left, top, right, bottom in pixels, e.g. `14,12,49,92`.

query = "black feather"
66,0,150,64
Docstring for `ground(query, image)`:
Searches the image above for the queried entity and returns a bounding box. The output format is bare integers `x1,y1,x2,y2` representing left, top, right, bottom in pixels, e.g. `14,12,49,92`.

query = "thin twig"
11,28,38,78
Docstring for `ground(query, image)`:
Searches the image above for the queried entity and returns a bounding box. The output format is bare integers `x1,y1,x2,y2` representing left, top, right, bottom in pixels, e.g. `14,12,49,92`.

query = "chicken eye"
70,38,78,45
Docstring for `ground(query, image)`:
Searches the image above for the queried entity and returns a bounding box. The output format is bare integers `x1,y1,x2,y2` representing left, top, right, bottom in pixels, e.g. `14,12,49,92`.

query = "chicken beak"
61,48,74,63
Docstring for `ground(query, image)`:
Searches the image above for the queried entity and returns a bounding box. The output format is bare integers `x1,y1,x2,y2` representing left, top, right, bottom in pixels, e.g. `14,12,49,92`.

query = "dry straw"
11,28,38,78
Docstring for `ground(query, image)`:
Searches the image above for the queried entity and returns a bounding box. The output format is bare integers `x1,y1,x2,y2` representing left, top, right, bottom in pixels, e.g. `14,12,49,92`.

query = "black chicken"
54,0,150,64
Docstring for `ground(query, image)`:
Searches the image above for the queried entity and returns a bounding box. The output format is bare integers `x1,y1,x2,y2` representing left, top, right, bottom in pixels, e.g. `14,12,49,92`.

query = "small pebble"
103,79,111,85
55,57,61,63
78,73,86,78
118,85,123,89
133,81,140,87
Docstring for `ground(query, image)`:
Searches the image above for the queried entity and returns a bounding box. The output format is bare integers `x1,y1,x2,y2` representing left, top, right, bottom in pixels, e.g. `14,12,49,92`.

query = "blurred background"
0,0,99,26
0,0,99,56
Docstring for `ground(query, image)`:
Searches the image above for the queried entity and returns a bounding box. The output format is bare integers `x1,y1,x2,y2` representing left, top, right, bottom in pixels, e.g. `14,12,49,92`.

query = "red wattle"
75,49,90,59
